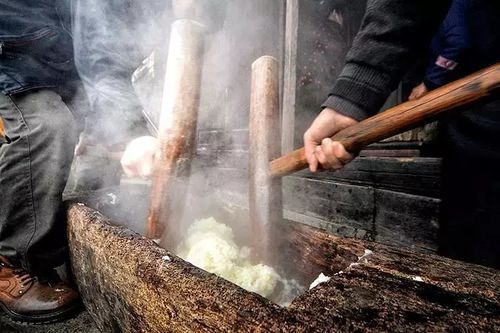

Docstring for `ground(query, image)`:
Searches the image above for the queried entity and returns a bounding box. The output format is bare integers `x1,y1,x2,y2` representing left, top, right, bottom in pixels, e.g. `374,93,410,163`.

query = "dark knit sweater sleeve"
322,0,452,121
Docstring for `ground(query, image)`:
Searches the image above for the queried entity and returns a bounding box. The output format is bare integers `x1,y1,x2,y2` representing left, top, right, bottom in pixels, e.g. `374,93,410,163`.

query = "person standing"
0,0,166,323
304,0,500,268
0,0,82,323
0,0,227,323
408,0,500,267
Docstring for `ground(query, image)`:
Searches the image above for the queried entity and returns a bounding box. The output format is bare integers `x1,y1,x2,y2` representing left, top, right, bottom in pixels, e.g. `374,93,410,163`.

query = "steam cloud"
69,0,319,305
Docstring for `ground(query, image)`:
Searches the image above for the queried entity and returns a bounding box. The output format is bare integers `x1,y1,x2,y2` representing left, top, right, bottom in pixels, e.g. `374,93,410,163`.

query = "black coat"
0,0,77,95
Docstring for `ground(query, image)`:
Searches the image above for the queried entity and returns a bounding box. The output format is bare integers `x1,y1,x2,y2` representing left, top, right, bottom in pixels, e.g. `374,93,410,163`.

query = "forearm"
323,0,452,120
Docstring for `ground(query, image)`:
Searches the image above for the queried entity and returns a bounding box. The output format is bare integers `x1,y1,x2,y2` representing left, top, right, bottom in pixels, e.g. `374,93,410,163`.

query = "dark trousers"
439,99,500,269
0,89,79,274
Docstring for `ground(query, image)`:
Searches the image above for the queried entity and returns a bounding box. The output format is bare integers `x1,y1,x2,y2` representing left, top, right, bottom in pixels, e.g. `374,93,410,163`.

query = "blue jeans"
0,89,80,274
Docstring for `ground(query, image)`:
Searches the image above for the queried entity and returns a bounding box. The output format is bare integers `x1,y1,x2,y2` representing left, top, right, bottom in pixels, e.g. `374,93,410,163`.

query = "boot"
0,256,81,323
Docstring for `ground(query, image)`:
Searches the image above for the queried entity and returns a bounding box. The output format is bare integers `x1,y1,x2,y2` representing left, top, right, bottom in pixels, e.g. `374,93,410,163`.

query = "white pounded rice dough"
177,217,281,298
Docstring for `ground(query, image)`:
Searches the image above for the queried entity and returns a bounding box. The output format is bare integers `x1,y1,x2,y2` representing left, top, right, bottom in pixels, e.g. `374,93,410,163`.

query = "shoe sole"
0,299,82,325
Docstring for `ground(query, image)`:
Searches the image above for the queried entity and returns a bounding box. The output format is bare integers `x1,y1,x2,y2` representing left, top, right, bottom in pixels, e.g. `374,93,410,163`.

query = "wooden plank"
198,137,442,196
195,133,442,197
298,157,442,197
67,202,500,332
374,189,440,252
283,210,369,240
281,0,299,154
282,176,440,251
282,176,310,215
179,163,438,251
359,149,422,157
303,177,374,231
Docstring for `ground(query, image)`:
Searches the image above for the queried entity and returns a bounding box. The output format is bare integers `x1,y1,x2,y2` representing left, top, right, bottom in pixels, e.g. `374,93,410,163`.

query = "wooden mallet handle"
249,56,282,264
146,20,205,240
270,63,500,178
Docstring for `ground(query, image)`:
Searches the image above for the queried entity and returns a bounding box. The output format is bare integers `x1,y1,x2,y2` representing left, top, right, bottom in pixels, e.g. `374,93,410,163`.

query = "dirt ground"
0,310,100,333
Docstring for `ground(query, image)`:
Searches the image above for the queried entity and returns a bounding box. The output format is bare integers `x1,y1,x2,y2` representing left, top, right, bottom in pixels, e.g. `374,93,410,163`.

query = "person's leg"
0,89,79,274
0,89,81,323
440,159,500,268
439,100,500,269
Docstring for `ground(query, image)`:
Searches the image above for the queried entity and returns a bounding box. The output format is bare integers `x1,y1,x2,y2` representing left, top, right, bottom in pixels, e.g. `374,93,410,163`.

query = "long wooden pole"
249,56,282,263
146,20,205,241
270,63,500,178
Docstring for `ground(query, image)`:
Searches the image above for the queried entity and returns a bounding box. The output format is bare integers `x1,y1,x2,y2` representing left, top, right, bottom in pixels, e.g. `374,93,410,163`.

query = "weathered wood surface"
281,0,299,154
195,128,442,197
160,152,441,252
297,156,442,198
68,204,297,333
187,164,440,252
288,222,500,332
270,63,500,177
249,56,282,263
147,20,205,241
67,203,499,332
282,176,440,252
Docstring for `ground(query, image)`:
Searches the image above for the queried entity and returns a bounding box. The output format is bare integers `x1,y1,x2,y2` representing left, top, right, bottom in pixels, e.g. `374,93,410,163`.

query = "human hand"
408,82,429,101
121,136,159,178
304,108,358,172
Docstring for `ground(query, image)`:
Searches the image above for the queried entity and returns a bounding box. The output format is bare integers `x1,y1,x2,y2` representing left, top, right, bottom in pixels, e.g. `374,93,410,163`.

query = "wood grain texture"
300,156,442,197
249,56,283,263
147,20,205,241
270,63,500,177
67,202,499,332
281,0,299,154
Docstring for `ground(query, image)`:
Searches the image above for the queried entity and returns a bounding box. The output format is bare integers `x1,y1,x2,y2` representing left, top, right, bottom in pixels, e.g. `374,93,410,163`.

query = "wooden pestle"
270,63,500,178
249,56,282,264
146,20,206,241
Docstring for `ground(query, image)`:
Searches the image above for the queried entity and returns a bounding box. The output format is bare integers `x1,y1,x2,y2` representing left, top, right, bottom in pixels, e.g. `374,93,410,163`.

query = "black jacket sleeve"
322,0,452,121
